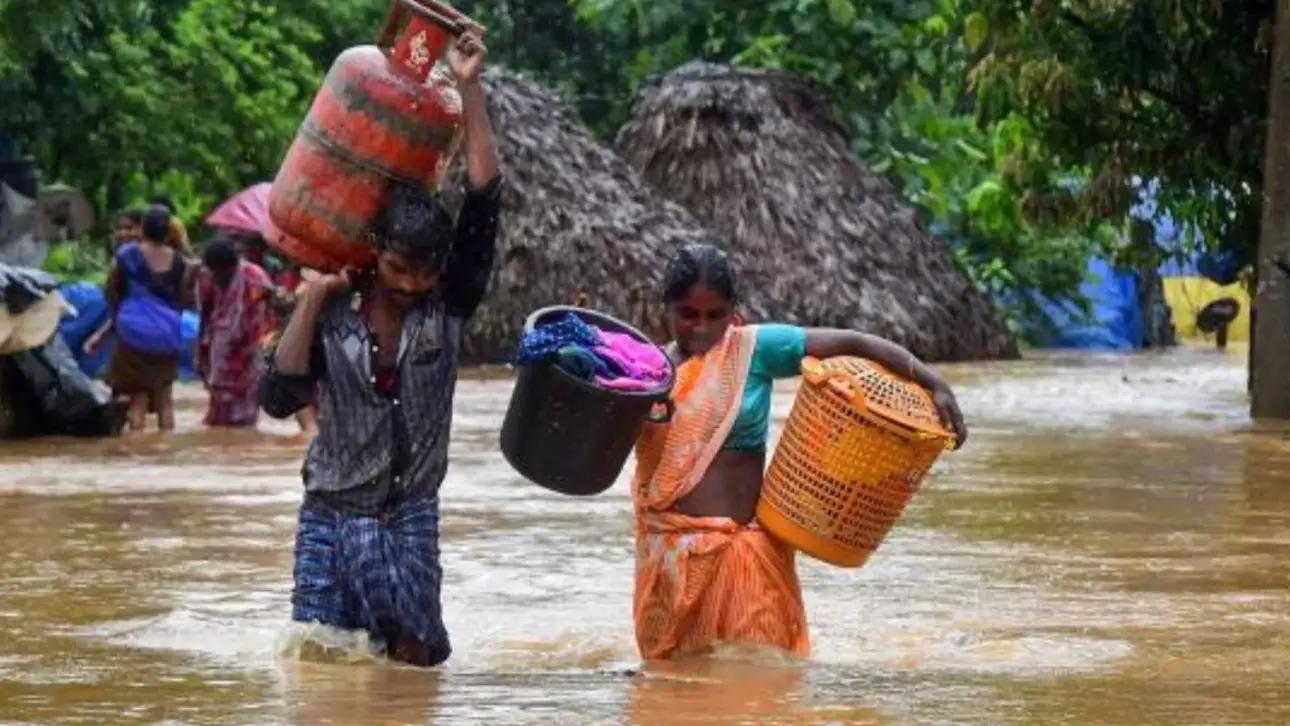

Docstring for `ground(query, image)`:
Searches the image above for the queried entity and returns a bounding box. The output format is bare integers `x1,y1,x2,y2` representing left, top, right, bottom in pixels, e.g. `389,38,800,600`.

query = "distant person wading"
195,237,276,428
85,205,195,432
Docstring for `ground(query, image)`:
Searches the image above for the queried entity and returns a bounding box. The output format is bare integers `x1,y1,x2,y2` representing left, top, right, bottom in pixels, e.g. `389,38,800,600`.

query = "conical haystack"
616,62,1019,362
442,68,707,362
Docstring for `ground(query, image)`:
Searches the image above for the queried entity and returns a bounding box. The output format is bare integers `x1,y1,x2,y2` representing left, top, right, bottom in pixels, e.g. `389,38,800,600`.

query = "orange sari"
632,326,810,659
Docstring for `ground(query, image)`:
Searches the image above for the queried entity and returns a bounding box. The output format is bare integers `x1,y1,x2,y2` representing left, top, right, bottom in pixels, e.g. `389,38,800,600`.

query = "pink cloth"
196,261,275,426
593,330,669,391
597,376,663,392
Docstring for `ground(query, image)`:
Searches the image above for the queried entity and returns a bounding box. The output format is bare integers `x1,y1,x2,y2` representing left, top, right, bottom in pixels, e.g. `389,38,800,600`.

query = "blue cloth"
57,282,111,376
724,324,807,451
1031,256,1145,350
516,313,603,365
178,310,199,381
114,243,185,356
58,281,107,348
291,493,451,666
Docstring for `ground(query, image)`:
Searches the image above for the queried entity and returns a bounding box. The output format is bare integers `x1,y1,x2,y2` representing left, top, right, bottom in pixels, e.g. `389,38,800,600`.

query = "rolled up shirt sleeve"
260,329,325,419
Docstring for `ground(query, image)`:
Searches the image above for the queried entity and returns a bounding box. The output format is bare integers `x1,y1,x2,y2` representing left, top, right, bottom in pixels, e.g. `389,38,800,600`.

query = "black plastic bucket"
500,306,675,496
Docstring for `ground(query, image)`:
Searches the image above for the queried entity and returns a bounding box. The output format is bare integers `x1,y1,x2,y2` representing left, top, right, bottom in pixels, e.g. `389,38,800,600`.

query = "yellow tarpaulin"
1161,276,1251,342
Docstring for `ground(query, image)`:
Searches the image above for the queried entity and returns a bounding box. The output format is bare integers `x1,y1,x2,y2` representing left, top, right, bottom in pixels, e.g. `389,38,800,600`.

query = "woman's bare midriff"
671,449,766,524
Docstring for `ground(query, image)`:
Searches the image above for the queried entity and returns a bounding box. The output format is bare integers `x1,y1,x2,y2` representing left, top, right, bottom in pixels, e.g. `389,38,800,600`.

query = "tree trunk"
1252,0,1290,418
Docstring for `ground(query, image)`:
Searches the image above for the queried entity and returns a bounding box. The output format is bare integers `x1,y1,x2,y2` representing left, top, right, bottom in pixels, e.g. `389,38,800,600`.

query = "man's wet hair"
370,182,456,273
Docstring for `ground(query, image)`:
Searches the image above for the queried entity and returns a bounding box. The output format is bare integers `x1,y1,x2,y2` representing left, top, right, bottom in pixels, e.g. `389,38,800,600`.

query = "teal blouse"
723,324,808,451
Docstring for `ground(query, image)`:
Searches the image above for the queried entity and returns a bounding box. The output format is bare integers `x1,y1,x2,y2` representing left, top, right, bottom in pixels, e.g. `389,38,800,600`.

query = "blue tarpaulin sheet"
1029,257,1144,350
57,281,110,376
946,179,1241,351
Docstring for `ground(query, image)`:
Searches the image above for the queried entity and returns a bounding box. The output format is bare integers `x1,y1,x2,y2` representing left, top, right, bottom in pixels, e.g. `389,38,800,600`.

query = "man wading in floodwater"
259,27,500,667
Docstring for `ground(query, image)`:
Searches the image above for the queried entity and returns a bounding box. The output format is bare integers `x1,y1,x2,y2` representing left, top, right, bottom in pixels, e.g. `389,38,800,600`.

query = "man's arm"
460,71,500,191
443,70,503,319
260,287,328,419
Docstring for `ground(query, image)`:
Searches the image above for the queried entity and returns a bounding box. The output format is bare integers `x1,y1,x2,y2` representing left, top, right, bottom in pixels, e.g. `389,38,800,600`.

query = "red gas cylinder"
264,0,477,272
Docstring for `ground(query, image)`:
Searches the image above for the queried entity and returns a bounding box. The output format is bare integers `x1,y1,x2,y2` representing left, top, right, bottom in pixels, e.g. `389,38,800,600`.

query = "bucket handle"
647,398,675,424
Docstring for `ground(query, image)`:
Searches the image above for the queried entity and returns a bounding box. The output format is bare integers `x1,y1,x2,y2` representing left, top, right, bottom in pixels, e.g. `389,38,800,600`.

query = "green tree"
1,0,321,217
967,0,1272,265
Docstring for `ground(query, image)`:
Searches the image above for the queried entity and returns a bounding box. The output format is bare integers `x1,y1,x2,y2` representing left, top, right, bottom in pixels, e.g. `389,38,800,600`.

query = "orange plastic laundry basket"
757,356,956,568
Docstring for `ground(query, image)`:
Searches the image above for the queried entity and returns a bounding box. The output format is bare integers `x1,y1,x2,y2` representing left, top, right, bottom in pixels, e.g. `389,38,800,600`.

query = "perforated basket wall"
757,356,954,568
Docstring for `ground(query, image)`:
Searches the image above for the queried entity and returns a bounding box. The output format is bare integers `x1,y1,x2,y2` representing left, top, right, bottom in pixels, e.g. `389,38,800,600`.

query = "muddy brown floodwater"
1,347,1288,725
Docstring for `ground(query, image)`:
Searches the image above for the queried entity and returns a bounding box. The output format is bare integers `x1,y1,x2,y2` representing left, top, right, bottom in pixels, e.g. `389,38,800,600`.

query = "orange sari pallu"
632,326,810,659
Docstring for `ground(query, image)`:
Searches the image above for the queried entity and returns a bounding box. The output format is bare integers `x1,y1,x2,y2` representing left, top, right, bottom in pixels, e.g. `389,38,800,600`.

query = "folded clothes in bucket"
516,313,669,391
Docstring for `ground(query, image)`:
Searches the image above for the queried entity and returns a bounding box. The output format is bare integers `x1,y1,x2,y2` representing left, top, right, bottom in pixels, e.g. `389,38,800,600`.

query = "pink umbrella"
205,182,271,236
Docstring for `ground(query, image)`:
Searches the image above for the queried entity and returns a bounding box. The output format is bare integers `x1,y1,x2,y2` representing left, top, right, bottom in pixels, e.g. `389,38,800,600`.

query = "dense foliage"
3,0,1266,339
968,0,1274,269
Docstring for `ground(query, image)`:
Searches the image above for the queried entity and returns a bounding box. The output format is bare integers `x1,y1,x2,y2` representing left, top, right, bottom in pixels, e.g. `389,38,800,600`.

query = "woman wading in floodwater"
631,243,967,659
86,205,194,432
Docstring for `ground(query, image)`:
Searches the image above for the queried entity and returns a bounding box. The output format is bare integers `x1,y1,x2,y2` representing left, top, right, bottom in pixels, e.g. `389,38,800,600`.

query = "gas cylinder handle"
378,0,478,50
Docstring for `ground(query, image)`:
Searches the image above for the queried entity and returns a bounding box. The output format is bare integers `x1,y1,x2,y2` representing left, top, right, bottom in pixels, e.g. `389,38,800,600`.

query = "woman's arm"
804,328,967,447
805,329,940,390
85,262,123,353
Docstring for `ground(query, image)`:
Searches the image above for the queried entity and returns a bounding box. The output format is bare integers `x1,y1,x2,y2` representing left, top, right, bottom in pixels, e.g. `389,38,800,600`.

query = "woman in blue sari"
86,205,195,431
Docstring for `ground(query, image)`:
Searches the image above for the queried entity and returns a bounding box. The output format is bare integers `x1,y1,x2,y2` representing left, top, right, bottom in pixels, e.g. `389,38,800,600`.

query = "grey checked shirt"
260,178,501,514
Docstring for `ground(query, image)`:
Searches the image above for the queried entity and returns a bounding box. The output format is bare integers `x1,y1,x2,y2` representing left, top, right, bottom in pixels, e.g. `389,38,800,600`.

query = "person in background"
85,205,194,432
149,195,195,257
259,26,500,667
630,243,968,660
195,237,276,428
112,208,144,248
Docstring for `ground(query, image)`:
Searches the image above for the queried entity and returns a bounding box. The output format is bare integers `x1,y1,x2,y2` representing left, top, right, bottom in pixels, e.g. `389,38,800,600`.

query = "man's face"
375,250,440,309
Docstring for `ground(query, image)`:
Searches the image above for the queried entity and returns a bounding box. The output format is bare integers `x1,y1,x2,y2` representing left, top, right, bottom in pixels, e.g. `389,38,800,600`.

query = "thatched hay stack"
443,68,705,362
616,63,1019,362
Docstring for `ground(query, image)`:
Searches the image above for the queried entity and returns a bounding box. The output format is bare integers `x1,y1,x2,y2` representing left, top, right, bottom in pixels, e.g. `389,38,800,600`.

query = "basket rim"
803,356,956,440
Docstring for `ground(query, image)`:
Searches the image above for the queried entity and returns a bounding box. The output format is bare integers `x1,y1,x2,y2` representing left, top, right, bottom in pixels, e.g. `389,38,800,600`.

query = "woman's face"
114,217,140,244
668,283,734,357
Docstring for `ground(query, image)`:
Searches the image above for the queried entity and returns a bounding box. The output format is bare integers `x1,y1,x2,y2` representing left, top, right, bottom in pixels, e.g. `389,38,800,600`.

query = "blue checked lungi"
291,492,451,665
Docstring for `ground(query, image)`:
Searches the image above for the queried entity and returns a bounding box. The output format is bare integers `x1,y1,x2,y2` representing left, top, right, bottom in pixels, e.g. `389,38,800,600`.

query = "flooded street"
2,347,1288,725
